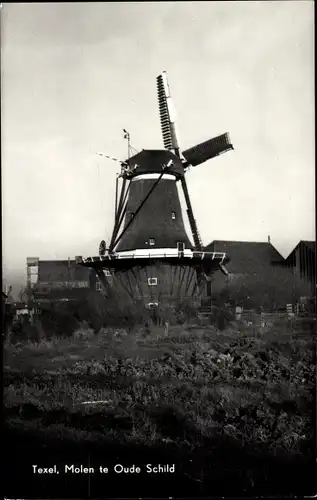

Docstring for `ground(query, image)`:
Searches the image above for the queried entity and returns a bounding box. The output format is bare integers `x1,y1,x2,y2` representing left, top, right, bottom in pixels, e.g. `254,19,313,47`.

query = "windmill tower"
79,71,233,307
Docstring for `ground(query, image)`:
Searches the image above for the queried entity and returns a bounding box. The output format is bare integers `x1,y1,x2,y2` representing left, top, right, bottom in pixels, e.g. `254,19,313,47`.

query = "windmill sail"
182,133,233,167
157,72,180,155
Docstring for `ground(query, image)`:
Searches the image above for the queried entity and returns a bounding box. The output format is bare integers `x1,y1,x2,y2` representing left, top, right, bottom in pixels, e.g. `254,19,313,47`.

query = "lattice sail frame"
157,72,180,154
156,71,233,167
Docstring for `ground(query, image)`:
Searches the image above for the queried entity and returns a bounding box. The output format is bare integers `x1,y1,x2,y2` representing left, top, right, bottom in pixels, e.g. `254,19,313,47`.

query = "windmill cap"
126,150,185,178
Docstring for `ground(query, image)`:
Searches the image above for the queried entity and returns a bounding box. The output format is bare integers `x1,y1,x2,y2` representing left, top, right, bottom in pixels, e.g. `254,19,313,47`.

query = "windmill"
79,71,233,307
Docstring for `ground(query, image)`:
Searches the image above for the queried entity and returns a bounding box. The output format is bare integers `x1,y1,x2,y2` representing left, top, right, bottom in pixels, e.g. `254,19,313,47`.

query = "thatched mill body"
79,72,234,307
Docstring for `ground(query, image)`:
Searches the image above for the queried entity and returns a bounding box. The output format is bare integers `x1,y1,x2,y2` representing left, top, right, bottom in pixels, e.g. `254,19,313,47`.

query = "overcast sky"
1,1,314,282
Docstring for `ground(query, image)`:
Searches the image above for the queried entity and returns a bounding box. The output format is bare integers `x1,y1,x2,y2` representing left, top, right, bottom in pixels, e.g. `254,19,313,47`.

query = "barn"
284,240,315,292
203,240,313,310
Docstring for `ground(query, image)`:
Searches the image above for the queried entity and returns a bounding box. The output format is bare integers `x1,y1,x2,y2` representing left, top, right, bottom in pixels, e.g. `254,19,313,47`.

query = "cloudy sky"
1,1,314,283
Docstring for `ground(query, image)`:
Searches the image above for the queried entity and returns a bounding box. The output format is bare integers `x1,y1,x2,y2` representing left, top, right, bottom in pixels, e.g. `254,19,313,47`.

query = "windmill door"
177,241,185,258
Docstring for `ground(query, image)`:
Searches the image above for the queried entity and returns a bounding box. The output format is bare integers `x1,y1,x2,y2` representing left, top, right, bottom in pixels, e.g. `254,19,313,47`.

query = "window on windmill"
96,278,102,291
148,277,157,286
147,301,158,309
104,270,111,277
171,211,176,220
149,238,155,246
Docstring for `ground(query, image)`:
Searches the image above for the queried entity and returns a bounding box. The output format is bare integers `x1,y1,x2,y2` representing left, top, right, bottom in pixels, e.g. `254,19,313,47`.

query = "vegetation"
212,267,313,310
3,301,315,495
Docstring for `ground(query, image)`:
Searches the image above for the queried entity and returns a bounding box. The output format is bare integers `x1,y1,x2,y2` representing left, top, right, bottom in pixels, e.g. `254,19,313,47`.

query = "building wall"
16,308,29,318
95,270,113,292
29,259,94,303
292,243,315,291
37,260,91,284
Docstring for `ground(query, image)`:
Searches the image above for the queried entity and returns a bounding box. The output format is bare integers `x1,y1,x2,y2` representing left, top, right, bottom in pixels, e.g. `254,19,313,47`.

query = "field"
3,318,316,497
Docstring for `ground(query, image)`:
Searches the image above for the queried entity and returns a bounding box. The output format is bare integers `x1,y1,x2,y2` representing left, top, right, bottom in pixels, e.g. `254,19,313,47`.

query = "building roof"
301,241,315,252
38,260,91,282
204,240,285,274
284,240,315,259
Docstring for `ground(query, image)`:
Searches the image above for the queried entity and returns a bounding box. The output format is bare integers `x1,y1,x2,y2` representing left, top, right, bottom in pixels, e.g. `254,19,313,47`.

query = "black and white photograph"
2,1,315,498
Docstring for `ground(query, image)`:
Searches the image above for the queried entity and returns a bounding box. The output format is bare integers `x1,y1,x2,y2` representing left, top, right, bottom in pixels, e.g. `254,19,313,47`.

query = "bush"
40,308,79,338
174,299,199,324
217,268,313,310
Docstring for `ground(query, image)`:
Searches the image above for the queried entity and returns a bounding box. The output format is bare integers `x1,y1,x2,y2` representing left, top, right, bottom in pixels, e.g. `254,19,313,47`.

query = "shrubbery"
4,320,314,459
4,294,314,496
7,294,205,343
217,268,313,310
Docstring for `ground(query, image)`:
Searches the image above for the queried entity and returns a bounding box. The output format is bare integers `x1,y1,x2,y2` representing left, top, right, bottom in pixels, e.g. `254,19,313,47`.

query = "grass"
3,319,315,496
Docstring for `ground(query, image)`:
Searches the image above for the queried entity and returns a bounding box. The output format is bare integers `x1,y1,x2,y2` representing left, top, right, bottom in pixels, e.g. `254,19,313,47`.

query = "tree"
18,285,28,303
212,267,312,311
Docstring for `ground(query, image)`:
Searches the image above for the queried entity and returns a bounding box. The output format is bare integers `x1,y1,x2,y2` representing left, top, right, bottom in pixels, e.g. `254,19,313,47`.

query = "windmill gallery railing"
79,250,227,264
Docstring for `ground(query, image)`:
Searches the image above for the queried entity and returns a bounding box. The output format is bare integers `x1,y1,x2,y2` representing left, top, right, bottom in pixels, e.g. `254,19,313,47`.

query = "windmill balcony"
81,249,227,263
